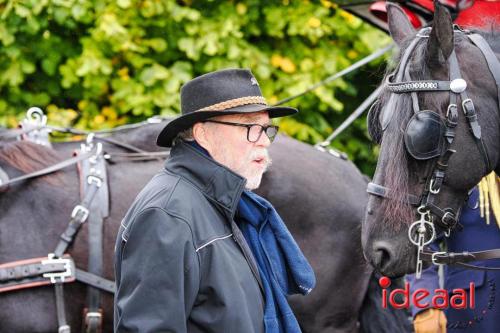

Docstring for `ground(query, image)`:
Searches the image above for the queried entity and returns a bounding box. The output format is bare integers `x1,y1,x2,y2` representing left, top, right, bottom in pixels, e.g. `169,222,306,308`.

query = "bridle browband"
367,26,500,278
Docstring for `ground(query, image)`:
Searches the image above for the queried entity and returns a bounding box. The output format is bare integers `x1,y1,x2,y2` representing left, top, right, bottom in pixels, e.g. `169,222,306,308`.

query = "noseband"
367,26,500,278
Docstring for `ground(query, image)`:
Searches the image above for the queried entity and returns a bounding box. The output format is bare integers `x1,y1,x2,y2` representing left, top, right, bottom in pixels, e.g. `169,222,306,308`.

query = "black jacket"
114,141,265,333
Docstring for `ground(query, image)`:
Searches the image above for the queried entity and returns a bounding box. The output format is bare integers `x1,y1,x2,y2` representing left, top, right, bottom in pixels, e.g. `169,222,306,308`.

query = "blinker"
404,111,446,160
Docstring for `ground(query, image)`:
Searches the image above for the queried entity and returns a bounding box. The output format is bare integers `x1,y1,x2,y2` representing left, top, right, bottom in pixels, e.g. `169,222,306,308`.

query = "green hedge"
0,0,391,175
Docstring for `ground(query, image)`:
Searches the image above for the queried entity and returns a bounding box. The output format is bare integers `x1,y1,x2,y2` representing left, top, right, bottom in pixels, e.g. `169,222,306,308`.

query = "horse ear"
387,3,415,46
426,1,454,68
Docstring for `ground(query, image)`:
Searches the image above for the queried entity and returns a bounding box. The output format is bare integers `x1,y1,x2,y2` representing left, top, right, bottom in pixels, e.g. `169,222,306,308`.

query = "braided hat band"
198,96,267,112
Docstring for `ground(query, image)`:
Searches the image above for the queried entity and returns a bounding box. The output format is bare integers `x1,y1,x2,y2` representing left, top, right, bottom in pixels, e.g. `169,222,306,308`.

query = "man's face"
199,111,273,190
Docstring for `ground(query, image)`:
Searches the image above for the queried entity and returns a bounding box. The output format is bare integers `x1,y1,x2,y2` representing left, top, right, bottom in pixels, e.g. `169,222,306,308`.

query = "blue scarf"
237,190,316,333
186,140,316,332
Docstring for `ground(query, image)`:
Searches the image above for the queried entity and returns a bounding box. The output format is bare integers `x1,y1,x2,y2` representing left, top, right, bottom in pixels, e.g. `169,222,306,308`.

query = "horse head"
362,1,500,278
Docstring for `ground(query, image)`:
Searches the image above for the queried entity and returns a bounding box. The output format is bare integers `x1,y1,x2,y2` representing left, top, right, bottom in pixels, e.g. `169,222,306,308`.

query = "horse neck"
109,122,168,152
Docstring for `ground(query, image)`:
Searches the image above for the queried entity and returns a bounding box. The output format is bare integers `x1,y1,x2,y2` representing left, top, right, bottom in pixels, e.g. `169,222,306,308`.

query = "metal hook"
26,107,48,126
86,133,95,145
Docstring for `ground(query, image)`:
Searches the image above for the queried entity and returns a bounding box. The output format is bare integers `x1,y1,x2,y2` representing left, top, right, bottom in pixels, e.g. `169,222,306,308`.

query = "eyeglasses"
203,120,279,143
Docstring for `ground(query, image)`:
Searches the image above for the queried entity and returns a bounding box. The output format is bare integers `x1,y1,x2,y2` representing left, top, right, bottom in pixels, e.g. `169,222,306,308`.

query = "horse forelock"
0,141,66,186
376,39,434,227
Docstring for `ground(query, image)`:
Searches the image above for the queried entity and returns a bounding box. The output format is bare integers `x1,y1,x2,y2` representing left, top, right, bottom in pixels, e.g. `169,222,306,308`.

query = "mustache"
249,149,272,168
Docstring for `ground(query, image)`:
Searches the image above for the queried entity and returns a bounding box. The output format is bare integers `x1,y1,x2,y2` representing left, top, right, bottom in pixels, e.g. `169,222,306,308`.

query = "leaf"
117,0,132,9
139,64,170,86
0,23,15,46
3,62,24,86
0,0,388,174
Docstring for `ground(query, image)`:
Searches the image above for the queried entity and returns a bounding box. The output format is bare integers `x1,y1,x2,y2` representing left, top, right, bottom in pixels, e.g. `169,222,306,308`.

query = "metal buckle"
441,211,455,227
87,175,102,187
432,251,447,265
42,254,74,283
85,312,102,322
58,325,70,333
446,103,457,118
71,205,89,222
84,310,103,330
462,98,474,114
429,179,440,194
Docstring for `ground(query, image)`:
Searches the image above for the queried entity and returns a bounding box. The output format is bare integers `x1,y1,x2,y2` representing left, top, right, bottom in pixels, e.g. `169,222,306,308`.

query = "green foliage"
0,0,390,176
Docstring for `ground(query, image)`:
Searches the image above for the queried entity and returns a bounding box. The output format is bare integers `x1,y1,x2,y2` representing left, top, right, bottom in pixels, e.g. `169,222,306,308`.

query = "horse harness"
0,111,169,332
366,26,500,278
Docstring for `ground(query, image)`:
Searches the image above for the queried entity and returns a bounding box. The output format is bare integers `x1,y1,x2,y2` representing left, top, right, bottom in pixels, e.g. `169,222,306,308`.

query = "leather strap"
0,151,93,191
367,182,420,205
55,283,71,333
0,126,43,141
0,257,114,294
51,147,103,333
79,145,109,333
367,182,458,229
75,269,115,294
468,33,500,108
0,255,76,293
53,181,101,258
421,249,500,270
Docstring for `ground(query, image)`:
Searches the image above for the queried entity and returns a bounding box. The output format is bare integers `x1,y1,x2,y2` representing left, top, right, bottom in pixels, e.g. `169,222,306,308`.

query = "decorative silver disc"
450,78,467,93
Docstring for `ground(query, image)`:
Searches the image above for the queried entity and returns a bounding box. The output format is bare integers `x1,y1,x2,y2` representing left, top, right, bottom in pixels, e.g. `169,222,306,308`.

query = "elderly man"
114,68,315,333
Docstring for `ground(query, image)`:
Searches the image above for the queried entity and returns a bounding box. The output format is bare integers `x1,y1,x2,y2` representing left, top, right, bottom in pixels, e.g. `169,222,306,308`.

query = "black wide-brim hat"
156,68,298,147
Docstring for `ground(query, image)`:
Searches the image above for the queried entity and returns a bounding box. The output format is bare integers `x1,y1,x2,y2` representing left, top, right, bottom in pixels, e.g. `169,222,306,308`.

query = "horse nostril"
372,242,394,271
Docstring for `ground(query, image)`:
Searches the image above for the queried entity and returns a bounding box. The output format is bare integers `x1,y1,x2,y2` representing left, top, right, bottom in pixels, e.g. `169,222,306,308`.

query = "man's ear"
193,122,211,151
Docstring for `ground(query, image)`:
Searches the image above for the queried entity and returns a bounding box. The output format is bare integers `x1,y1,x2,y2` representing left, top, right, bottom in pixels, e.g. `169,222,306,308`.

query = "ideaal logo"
379,276,475,309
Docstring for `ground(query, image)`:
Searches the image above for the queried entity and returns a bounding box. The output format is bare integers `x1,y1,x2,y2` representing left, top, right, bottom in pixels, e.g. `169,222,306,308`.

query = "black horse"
362,3,499,278
0,121,410,332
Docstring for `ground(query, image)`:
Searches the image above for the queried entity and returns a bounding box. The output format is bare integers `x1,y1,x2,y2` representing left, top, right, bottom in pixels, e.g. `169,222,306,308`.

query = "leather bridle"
367,26,500,278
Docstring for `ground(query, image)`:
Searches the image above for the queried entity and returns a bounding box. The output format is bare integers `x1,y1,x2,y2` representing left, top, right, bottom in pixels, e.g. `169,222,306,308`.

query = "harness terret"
367,26,500,278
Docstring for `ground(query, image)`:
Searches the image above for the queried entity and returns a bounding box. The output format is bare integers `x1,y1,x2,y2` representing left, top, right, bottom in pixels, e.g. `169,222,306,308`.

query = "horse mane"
0,141,65,186
473,22,500,53
374,27,498,227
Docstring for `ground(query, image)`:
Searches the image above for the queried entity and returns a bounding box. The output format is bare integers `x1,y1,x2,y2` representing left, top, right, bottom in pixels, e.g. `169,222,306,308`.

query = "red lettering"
450,289,467,309
382,288,387,308
383,280,476,310
412,289,430,308
470,282,475,309
432,289,449,309
389,282,410,309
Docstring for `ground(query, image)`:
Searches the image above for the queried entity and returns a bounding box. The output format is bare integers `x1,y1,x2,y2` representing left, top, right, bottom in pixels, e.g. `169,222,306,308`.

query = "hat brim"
156,104,298,147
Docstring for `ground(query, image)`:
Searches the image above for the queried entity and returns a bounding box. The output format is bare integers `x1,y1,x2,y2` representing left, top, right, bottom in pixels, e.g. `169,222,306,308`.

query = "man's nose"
256,130,272,147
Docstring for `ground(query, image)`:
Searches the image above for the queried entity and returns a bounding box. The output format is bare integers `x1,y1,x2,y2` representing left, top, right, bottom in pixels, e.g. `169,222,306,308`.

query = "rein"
367,27,500,278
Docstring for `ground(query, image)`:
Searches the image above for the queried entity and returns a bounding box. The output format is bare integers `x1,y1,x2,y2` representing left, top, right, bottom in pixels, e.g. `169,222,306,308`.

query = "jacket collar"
164,140,246,218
